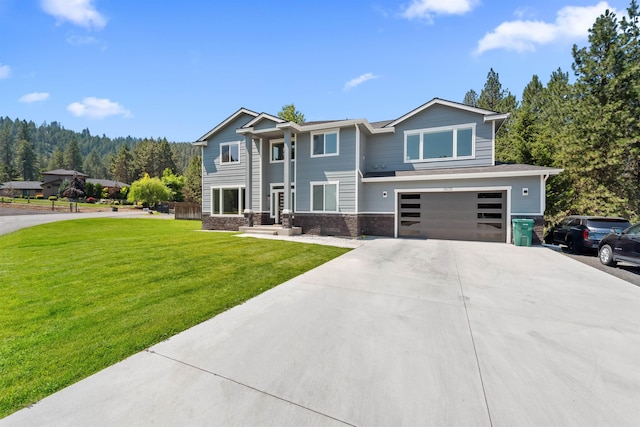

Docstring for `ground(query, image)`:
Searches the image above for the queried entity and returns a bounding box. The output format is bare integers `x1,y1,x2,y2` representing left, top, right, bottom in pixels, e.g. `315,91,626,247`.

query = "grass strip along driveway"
0,219,350,418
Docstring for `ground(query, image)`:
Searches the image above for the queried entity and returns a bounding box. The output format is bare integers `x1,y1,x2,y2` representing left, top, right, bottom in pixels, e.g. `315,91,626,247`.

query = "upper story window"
270,138,295,163
404,124,475,163
220,142,240,164
311,130,339,157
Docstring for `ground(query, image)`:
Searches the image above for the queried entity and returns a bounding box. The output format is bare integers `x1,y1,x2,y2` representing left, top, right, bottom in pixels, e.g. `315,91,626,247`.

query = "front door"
271,190,284,224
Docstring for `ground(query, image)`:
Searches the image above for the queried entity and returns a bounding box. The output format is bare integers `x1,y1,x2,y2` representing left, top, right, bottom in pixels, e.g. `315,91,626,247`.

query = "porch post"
282,130,292,228
243,134,253,227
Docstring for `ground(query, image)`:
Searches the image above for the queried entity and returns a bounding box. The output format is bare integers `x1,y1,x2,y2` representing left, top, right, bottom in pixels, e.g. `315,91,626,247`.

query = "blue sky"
0,0,630,142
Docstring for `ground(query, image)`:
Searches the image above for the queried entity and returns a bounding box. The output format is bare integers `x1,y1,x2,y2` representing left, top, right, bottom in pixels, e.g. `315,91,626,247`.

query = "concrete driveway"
2,239,639,426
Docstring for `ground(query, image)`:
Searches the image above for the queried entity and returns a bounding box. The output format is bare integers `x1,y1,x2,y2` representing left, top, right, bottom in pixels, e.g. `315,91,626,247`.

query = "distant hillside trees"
0,117,198,183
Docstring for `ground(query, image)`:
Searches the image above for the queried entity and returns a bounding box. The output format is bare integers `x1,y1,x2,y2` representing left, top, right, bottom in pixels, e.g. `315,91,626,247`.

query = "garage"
398,190,507,242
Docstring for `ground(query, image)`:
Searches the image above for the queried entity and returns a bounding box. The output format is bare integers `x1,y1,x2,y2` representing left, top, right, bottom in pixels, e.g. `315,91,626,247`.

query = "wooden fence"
173,202,202,220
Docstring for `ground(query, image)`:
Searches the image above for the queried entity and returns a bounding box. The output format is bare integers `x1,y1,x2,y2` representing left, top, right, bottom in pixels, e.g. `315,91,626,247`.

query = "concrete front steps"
239,225,302,236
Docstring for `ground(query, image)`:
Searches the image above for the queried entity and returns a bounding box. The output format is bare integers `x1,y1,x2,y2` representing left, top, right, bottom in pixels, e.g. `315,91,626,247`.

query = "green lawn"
0,218,350,418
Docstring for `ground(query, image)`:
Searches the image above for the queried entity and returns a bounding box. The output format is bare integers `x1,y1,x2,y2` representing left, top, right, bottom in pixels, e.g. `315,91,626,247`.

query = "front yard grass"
0,218,350,418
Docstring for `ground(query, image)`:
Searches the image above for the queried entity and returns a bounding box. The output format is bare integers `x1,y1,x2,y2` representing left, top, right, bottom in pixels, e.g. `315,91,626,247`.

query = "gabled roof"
42,169,88,177
241,112,286,128
384,98,508,128
194,108,259,144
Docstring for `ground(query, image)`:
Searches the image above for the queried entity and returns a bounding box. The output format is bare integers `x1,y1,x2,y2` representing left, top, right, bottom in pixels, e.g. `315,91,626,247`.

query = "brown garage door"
398,191,506,242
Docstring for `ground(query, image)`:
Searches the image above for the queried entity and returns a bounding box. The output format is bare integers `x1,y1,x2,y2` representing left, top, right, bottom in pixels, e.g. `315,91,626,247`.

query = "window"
311,182,338,212
270,139,295,163
220,142,240,164
211,187,245,215
404,124,475,162
311,130,339,157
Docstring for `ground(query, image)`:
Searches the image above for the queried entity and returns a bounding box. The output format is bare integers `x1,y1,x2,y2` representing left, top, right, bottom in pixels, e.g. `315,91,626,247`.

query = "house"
0,181,43,198
194,98,563,243
86,178,129,197
41,169,88,198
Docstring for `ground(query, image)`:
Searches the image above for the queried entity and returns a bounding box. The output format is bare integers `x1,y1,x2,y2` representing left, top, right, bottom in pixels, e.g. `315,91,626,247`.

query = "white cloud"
41,0,106,29
19,92,50,103
344,73,380,91
0,64,10,79
401,0,478,22
475,2,618,55
67,97,132,119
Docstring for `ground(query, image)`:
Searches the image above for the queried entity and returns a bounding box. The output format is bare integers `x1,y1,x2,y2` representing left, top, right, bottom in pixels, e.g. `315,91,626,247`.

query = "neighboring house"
194,98,563,243
0,181,43,198
86,178,129,196
41,169,88,198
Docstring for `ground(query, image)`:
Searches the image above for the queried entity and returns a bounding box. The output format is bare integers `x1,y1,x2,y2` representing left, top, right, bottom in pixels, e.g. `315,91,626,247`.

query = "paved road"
542,243,640,287
3,239,638,426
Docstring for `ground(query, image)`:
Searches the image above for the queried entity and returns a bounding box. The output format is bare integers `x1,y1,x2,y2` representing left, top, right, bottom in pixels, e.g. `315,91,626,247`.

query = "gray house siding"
201,113,253,213
294,126,357,213
360,175,543,214
251,139,261,210
366,105,493,173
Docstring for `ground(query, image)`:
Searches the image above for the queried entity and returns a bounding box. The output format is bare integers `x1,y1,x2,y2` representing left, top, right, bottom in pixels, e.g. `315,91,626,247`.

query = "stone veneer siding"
511,215,544,245
202,214,245,231
293,213,395,238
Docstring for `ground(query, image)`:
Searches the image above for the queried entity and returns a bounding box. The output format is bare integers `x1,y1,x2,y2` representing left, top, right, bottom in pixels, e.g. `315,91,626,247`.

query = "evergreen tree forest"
464,1,639,222
0,117,198,184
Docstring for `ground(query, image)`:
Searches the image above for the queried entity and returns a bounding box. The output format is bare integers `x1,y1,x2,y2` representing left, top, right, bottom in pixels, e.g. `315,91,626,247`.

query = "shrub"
48,196,58,201
85,197,96,204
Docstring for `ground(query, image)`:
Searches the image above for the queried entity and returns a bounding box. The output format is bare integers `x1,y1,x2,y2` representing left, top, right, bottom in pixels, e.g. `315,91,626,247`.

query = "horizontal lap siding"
201,114,253,213
366,105,493,173
361,176,542,214
295,127,357,213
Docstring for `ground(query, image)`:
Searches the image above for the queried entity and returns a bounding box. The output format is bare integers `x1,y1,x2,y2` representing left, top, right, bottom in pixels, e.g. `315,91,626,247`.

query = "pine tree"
183,155,202,203
63,138,83,171
16,139,38,181
110,145,135,184
462,89,478,107
277,104,305,124
559,5,640,219
0,122,14,181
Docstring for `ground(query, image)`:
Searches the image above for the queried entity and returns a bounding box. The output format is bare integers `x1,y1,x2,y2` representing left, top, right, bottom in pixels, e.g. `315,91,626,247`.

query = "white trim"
355,124,360,214
387,98,502,128
242,112,286,128
258,138,263,213
219,141,241,165
278,119,395,135
404,123,476,163
362,168,563,183
269,138,296,163
310,181,339,212
196,108,258,142
491,121,496,165
393,186,512,242
210,185,246,216
269,182,296,219
310,129,340,158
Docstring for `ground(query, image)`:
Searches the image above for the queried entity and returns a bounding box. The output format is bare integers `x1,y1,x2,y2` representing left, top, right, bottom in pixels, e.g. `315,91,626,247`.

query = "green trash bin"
512,218,534,247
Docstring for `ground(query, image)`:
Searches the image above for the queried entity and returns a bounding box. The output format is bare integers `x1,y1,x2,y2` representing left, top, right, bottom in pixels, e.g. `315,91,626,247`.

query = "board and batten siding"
295,126,357,213
365,104,494,173
201,113,254,213
360,175,543,214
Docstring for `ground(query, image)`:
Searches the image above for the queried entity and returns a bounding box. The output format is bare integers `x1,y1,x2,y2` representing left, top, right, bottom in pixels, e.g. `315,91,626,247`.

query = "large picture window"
311,130,339,157
311,182,338,212
211,187,245,215
270,138,295,163
220,142,240,164
404,124,475,162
